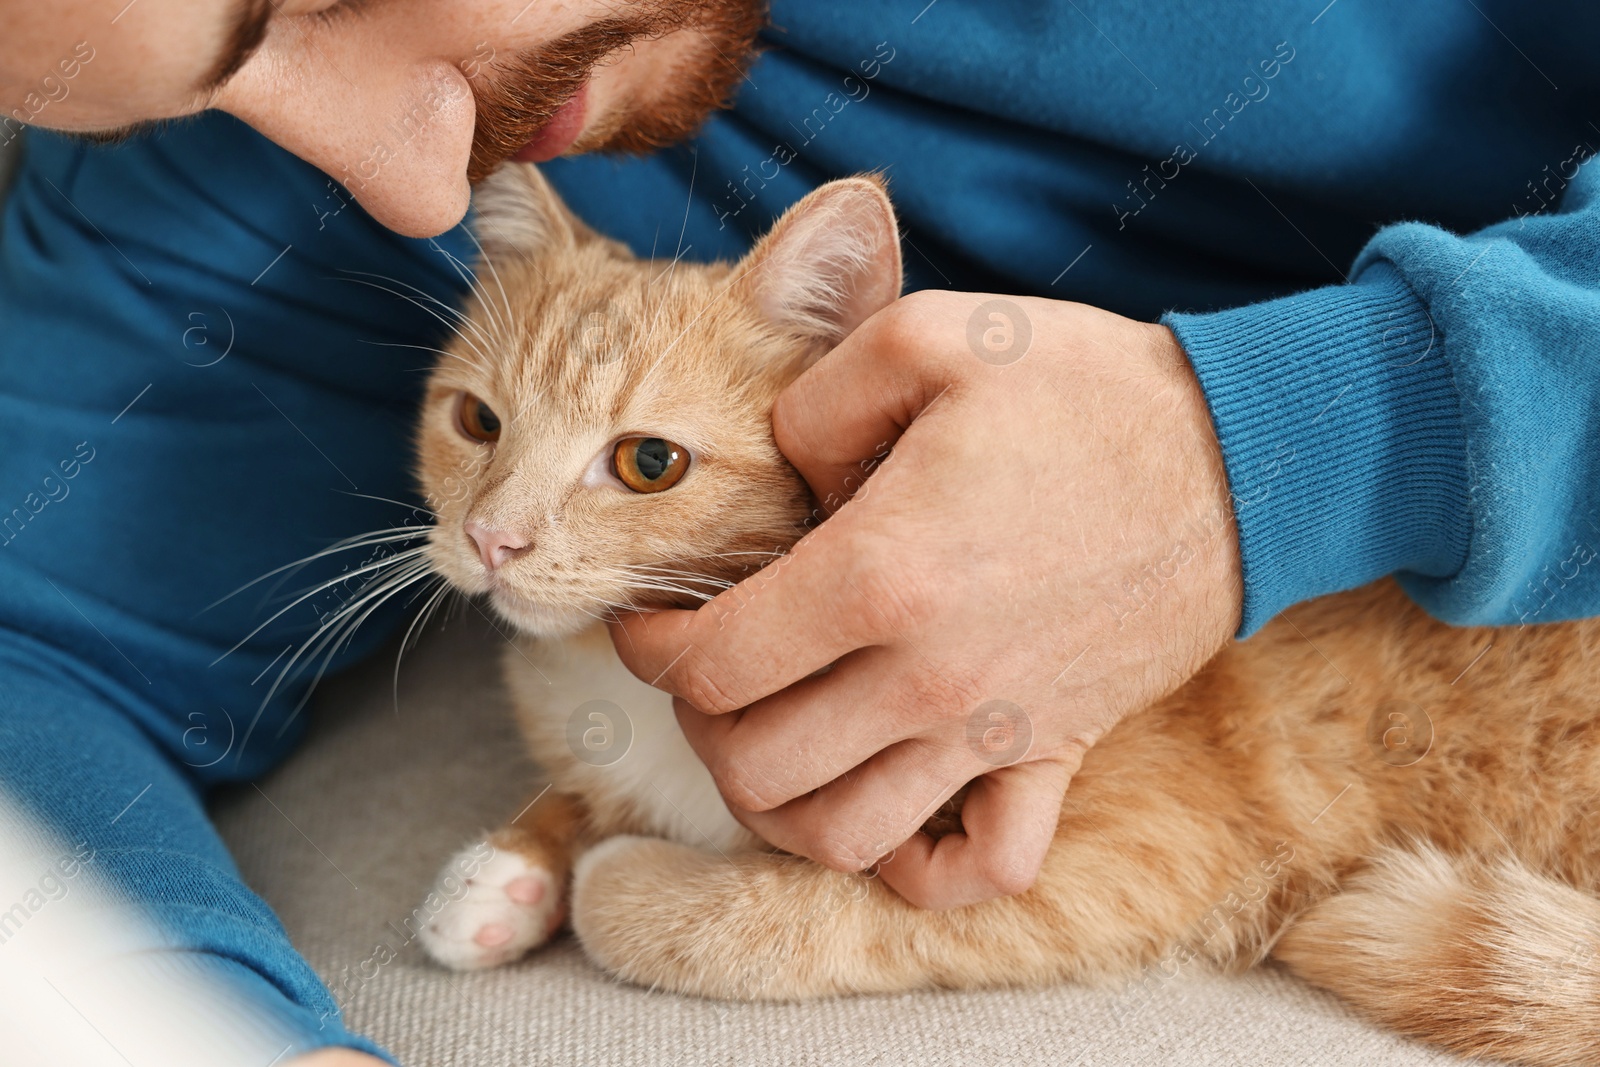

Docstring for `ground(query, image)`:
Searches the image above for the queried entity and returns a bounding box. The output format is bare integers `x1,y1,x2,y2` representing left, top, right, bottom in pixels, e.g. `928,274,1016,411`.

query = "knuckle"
770,394,805,458
896,669,963,730
937,668,992,726
894,882,945,911
861,291,947,370
714,754,784,813
862,295,920,355
878,288,940,340
975,846,1040,899
808,829,877,874
845,537,933,634
671,648,745,716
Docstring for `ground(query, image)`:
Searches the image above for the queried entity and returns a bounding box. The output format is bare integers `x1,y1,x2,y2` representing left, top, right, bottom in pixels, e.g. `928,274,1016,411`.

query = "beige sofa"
212,613,1467,1067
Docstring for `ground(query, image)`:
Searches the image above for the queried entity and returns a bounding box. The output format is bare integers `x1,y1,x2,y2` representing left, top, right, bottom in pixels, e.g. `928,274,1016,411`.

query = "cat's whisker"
606,577,723,604
338,279,485,356
575,603,619,624
317,556,439,653
455,221,526,311
338,273,497,375
626,548,786,566
263,583,431,745
643,148,698,351
607,561,735,583
339,267,490,339
260,557,438,731
411,575,455,646
624,577,734,594
235,555,438,762
331,491,440,519
209,545,431,665
268,554,437,668
393,575,454,717
361,339,475,373
393,574,450,662
422,344,490,377
199,527,433,615
615,561,737,581
610,552,787,589
615,571,737,595
620,578,719,596
592,599,654,624
664,551,789,578
594,598,673,621
598,566,704,591
603,557,752,604
642,240,698,349
434,242,509,341
344,295,493,378
440,232,517,343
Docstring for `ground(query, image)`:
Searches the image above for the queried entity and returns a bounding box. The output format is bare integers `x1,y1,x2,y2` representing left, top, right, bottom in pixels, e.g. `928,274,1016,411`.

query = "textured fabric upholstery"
214,617,1465,1067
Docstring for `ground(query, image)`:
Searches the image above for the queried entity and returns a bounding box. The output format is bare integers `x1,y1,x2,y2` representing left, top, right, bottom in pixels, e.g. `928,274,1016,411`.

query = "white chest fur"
505,624,751,853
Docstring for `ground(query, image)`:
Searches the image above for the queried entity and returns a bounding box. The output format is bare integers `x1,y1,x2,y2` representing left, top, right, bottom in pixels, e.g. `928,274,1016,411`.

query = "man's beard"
467,0,768,183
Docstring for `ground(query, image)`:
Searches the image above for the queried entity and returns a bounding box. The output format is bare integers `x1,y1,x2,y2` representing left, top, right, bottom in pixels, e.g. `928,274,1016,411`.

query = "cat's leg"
418,790,588,971
571,835,1088,999
569,781,1273,1000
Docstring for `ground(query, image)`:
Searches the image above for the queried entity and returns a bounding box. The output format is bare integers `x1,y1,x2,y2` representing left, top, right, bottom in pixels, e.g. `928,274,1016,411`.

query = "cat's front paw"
418,843,564,971
572,835,785,998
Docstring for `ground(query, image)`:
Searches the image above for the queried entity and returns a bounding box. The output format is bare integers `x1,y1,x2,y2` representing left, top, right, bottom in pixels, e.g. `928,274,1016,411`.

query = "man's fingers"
671,648,922,811
733,737,973,873
606,514,898,715
774,293,966,515
875,759,1072,910
606,296,993,715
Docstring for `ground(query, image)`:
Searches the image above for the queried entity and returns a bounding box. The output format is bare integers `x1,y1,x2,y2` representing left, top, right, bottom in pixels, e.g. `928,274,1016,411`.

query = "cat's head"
415,165,903,637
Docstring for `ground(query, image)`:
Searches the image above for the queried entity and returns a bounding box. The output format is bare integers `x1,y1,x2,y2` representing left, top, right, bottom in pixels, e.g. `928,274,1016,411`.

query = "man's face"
0,0,765,236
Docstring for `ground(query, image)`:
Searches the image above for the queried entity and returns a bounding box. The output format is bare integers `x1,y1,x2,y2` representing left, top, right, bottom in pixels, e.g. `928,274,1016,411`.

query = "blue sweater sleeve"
1164,161,1600,635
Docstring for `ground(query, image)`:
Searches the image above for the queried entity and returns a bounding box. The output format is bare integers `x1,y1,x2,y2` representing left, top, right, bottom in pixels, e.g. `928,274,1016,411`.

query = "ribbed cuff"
1162,262,1472,636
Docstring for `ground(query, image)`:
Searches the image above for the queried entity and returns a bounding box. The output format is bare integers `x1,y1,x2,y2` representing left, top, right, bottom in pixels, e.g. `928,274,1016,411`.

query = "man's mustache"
467,1,766,184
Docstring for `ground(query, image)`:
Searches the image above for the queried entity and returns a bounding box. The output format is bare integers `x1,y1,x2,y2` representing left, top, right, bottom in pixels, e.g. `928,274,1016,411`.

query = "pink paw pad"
474,922,513,948
506,874,547,906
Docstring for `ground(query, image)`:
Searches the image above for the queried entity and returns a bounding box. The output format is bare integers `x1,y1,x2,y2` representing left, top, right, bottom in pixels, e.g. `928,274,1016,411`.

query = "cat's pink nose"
464,521,529,571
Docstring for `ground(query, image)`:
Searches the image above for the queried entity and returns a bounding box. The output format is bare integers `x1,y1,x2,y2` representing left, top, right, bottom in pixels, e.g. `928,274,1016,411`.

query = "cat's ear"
737,175,903,347
471,163,590,259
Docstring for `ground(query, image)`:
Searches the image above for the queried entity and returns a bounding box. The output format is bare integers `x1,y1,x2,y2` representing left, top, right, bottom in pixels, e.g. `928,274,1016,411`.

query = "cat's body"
412,164,1600,1067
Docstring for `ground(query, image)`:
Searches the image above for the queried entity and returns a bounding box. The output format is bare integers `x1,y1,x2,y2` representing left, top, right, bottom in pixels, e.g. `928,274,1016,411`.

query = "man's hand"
609,291,1243,909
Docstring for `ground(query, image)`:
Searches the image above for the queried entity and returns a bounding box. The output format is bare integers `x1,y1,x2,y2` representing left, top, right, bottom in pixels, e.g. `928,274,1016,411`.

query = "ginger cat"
413,164,1600,1067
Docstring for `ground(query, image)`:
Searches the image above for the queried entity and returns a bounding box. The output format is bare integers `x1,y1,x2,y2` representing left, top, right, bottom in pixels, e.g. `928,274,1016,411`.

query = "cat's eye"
456,393,501,444
613,437,689,493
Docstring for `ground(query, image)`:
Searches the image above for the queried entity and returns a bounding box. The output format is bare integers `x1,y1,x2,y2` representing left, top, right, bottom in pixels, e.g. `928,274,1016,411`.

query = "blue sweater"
7,0,1600,650
542,0,1600,635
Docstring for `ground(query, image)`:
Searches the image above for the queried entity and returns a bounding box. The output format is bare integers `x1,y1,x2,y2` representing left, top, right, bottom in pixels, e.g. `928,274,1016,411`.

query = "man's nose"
215,41,478,237
465,520,530,571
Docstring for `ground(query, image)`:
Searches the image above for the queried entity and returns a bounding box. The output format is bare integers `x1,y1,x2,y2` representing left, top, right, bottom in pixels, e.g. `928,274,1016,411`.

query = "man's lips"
513,84,590,164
